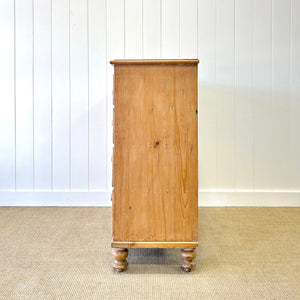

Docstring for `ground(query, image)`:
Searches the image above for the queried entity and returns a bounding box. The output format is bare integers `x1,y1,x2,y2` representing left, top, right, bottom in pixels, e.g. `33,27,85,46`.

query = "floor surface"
0,207,299,299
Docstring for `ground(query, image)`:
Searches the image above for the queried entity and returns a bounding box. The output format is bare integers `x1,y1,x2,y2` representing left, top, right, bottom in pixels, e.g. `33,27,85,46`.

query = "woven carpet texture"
0,207,299,299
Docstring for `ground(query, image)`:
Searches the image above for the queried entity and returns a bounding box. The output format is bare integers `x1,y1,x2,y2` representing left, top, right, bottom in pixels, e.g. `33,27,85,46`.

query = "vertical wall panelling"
235,0,254,190
70,0,89,190
253,0,272,191
0,0,15,190
15,0,34,190
291,0,300,190
197,0,217,191
179,0,197,58
272,0,291,191
161,0,180,58
34,0,52,190
106,0,124,61
124,0,143,58
106,0,124,189
143,0,161,58
216,0,235,190
52,0,70,191
1,0,300,205
88,0,107,190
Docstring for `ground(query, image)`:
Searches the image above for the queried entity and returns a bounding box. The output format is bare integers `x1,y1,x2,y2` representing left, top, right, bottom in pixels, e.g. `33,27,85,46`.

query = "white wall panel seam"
142,0,144,58
252,0,255,192
124,0,126,59
289,0,292,191
215,0,218,189
32,0,35,191
196,0,198,59
234,0,236,191
14,0,17,191
51,0,53,191
271,0,273,192
253,0,256,191
69,0,71,191
160,0,162,58
105,0,108,189
87,0,90,191
178,0,180,57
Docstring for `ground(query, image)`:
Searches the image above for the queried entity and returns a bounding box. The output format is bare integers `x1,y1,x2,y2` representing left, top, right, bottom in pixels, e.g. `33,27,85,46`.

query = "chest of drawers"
110,59,199,272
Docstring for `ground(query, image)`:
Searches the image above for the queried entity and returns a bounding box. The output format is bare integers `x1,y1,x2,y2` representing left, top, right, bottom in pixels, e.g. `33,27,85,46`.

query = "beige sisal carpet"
0,207,299,299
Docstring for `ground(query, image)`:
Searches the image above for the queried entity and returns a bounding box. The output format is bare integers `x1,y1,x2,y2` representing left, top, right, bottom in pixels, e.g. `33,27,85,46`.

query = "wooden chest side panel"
113,64,198,243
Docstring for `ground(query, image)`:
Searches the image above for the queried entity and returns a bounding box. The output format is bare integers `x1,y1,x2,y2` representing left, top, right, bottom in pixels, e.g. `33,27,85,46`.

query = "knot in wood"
154,140,160,147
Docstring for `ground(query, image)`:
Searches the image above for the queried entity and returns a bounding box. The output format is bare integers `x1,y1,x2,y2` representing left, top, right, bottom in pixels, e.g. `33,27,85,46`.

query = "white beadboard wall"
0,0,299,206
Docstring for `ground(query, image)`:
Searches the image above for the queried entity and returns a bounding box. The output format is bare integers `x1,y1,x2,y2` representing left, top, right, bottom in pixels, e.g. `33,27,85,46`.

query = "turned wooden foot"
180,248,196,272
112,248,128,272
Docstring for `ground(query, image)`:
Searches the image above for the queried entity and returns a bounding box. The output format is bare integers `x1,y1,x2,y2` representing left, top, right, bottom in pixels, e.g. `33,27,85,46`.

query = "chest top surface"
110,59,199,65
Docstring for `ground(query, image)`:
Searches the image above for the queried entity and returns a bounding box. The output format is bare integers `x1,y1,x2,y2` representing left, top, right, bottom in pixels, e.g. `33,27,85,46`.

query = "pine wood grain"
112,60,198,246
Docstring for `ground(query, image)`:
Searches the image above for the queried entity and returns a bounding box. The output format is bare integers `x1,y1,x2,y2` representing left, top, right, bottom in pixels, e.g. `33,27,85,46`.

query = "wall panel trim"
0,191,299,207
199,192,300,206
0,191,111,206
